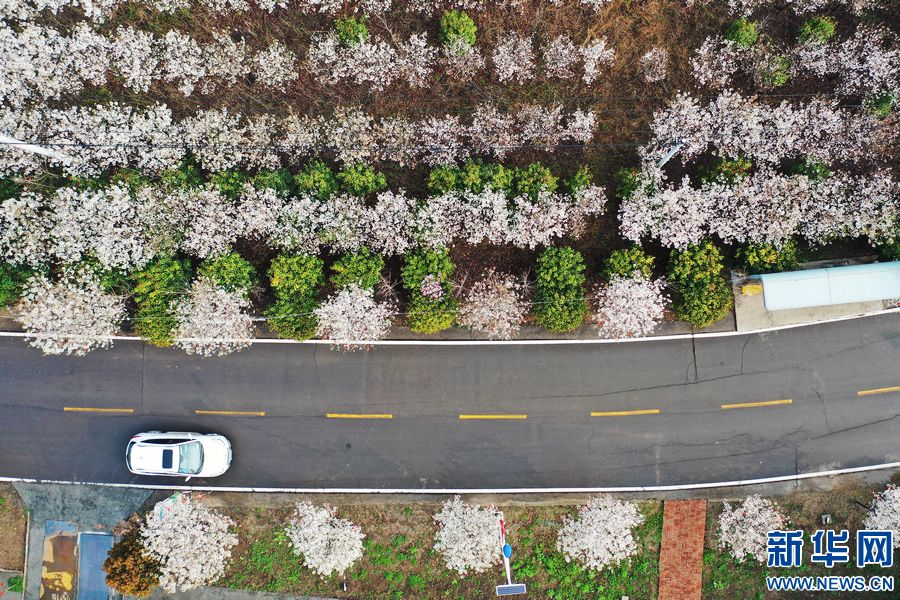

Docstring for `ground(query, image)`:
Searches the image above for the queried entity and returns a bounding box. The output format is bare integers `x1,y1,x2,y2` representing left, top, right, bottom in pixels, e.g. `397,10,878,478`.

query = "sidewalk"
658,499,707,600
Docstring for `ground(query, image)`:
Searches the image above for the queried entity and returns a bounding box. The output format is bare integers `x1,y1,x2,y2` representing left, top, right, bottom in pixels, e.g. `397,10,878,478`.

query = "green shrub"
736,240,799,275
131,257,192,346
401,248,455,292
514,164,558,199
534,246,588,332
406,293,457,333
427,161,516,195
336,164,387,196
199,252,257,294
439,10,477,54
0,262,32,307
865,94,896,118
791,158,832,180
603,246,655,280
160,158,203,190
266,254,324,341
0,178,22,201
294,159,337,200
336,15,369,47
798,16,836,44
616,167,653,200
110,169,150,192
668,241,733,328
566,165,593,194
724,17,759,49
330,247,384,290
701,156,753,185
876,236,900,261
209,171,248,199
758,54,791,88
103,529,161,598
252,169,294,196
427,166,459,195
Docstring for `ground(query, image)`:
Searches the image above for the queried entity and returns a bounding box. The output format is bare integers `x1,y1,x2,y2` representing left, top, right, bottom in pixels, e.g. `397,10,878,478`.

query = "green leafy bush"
131,257,192,346
110,169,150,192
336,164,388,196
876,235,900,261
514,163,558,199
427,166,459,195
103,529,161,598
791,158,832,180
336,15,369,47
616,168,654,200
427,161,515,195
758,54,791,88
668,241,733,328
865,94,896,118
401,248,455,291
160,158,203,190
798,16,836,44
724,17,759,49
736,240,799,275
406,293,457,334
439,10,477,54
199,252,257,294
603,246,654,280
701,156,752,185
252,169,294,196
534,246,588,333
566,165,593,194
209,171,248,199
294,159,337,200
266,254,324,340
0,178,22,201
330,247,384,289
0,262,32,307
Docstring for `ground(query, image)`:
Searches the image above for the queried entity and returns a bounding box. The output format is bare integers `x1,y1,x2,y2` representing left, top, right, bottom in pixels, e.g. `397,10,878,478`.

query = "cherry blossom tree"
16,268,125,356
717,495,787,562
140,495,238,593
493,34,535,84
433,496,502,575
458,270,528,340
593,273,667,338
556,495,645,570
864,485,900,547
314,284,394,350
285,502,365,577
174,277,253,356
641,47,669,82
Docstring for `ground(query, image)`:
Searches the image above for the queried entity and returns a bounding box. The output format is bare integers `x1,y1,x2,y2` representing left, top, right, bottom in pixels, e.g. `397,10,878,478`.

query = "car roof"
129,441,185,473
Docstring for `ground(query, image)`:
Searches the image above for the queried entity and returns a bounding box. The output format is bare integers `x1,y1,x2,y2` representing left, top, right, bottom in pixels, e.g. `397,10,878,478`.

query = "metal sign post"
496,516,527,596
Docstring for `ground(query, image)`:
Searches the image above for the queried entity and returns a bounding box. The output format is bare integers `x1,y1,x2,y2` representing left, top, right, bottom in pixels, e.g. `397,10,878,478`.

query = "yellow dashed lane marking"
857,386,900,397
591,409,661,417
195,410,266,417
326,413,393,419
64,406,134,414
458,414,528,420
721,399,792,410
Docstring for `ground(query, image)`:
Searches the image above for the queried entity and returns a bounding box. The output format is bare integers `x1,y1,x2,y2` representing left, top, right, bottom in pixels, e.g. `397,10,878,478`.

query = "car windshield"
177,442,203,474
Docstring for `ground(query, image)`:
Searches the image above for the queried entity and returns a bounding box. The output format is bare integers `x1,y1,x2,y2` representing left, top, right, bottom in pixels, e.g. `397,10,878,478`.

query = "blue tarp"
760,261,900,311
76,533,114,600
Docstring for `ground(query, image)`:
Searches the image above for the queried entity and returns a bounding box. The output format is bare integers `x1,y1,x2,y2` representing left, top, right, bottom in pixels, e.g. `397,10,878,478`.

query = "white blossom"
433,497,502,575
141,496,238,592
556,495,645,570
175,277,252,356
285,502,365,578
176,187,241,259
641,47,668,82
492,34,535,84
593,274,667,338
252,40,299,90
111,27,158,93
864,485,900,547
717,495,787,562
419,115,468,165
158,30,207,95
458,270,528,339
315,284,394,350
543,35,579,78
581,38,615,84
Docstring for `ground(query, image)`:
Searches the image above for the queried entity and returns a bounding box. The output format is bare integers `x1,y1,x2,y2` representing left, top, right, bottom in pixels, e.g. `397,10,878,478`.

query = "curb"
3,461,900,494
0,306,896,347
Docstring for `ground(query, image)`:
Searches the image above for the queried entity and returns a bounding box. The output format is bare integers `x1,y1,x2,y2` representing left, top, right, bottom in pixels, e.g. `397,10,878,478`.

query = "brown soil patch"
0,484,27,571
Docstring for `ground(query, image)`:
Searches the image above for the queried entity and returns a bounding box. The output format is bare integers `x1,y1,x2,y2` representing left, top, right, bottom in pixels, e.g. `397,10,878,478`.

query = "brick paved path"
658,499,708,600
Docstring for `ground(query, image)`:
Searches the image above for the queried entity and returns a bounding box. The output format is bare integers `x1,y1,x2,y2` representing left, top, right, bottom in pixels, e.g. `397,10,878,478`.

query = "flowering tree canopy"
433,496,502,575
864,485,900,547
593,273,667,338
556,495,645,570
174,277,253,356
314,284,394,350
285,502,365,578
717,495,788,562
458,270,528,340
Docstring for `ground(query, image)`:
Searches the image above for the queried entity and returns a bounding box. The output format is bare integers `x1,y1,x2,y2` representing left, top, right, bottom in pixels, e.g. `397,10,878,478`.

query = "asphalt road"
1,313,899,489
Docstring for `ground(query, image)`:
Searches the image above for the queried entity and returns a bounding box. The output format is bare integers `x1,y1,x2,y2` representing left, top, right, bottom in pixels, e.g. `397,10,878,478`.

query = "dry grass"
0,484,26,571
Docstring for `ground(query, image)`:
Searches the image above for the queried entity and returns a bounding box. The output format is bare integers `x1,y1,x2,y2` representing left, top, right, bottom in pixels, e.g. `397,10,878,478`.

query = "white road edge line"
3,461,900,494
0,306,896,347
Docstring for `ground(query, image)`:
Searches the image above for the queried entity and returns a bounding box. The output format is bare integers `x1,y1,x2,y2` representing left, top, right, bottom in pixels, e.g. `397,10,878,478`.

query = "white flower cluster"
15,267,125,356
457,270,528,339
593,273,667,338
175,277,253,356
864,485,900,547
0,102,597,175
717,495,787,562
640,91,884,168
285,502,365,578
540,35,617,84
685,0,874,16
556,495,645,571
619,169,899,248
433,496,502,575
140,496,238,593
0,23,298,105
640,47,669,83
315,283,394,350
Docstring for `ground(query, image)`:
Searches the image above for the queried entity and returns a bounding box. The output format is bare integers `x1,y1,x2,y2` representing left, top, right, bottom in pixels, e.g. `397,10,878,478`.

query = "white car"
126,431,232,480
